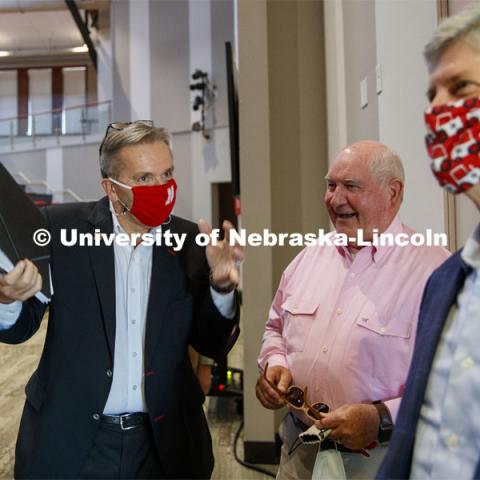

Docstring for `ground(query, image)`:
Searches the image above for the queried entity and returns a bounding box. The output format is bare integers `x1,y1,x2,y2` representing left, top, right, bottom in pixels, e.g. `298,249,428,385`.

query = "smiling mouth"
336,213,357,220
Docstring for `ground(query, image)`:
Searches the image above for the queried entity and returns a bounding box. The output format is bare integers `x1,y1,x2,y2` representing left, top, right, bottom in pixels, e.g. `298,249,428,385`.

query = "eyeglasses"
99,120,154,155
263,363,329,421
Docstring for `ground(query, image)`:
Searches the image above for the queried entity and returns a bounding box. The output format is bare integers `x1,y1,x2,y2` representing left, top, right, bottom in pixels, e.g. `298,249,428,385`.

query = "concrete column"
129,0,151,120
45,147,63,200
239,0,329,463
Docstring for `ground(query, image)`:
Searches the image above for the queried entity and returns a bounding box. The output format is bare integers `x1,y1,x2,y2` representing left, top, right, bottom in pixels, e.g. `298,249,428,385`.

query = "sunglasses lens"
312,402,329,414
285,386,304,407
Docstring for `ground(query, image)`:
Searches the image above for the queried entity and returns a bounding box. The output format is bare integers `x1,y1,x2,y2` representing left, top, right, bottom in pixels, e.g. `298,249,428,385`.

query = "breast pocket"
348,306,413,383
282,297,319,353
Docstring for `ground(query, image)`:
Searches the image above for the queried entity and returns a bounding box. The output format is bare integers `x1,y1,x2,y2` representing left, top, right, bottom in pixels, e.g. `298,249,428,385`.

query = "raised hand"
198,219,244,289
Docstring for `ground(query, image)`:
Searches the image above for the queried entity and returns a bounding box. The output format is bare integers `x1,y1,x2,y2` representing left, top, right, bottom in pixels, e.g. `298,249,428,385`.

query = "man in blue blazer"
377,6,480,479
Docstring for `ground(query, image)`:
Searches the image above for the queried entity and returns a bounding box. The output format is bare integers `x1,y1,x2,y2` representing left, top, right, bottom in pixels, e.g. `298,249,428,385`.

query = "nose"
327,186,347,208
430,87,454,108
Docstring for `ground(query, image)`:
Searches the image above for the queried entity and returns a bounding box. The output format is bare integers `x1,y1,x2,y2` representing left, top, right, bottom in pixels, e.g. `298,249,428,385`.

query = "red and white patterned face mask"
425,96,480,194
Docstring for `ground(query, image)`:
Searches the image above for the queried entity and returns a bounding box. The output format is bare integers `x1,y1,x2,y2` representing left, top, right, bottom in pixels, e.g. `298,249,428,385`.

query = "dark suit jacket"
377,251,480,479
0,197,239,479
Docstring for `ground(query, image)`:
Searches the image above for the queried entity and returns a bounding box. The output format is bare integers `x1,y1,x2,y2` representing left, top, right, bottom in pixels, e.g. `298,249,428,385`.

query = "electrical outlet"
376,64,382,94
360,77,368,109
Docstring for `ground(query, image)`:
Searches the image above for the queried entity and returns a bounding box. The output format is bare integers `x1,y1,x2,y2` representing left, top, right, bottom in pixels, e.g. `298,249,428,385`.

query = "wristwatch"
372,401,393,443
209,272,236,294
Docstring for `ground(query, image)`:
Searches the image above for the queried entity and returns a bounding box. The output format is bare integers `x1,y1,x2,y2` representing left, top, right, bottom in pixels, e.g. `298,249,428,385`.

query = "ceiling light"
71,44,88,53
0,51,11,57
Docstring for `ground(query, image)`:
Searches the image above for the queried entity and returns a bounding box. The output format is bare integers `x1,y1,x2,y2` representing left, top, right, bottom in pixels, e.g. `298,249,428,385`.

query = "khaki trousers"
276,413,387,480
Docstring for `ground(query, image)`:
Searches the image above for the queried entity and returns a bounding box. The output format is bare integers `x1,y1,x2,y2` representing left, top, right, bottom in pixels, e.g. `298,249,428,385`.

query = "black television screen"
225,42,240,215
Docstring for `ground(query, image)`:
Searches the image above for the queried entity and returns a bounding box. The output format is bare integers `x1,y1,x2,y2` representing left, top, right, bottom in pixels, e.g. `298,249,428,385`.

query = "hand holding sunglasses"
262,362,330,421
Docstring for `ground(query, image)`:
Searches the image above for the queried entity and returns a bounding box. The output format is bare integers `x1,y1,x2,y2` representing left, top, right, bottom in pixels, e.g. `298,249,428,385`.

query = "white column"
129,0,151,120
189,0,213,224
46,147,63,200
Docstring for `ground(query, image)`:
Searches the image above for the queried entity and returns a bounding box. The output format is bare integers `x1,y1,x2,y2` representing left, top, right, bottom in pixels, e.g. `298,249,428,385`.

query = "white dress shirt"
0,208,235,415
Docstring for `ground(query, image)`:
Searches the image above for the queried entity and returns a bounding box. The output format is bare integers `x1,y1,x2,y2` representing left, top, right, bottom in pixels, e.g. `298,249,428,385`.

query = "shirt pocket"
347,306,413,386
282,296,319,353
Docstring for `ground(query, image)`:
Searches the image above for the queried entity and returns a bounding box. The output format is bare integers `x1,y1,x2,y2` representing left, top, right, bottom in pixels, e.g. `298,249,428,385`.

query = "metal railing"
13,171,88,203
0,100,112,150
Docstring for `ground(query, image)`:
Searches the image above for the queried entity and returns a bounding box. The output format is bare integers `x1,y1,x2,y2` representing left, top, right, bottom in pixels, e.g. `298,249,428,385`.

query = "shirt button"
336,308,342,315
350,273,356,279
132,352,138,358
131,287,136,294
132,385,138,391
380,327,386,333
106,369,113,377
314,386,320,392
131,319,136,325
462,356,475,369
93,413,100,421
322,345,328,353
447,434,459,447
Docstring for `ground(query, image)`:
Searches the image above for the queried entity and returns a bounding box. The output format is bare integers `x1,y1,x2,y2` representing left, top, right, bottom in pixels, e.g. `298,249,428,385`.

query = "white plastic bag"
312,449,346,480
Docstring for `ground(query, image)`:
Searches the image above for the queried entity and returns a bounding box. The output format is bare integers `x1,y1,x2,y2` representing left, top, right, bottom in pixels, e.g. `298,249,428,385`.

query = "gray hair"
424,5,480,72
368,145,405,189
99,122,171,178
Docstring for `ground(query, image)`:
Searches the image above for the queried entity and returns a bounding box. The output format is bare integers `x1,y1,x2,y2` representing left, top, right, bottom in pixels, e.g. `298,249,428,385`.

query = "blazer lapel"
144,242,178,369
418,253,471,372
407,253,472,434
87,197,116,361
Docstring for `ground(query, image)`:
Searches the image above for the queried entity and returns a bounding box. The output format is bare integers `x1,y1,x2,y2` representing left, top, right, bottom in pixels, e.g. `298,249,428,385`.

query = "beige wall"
239,0,329,458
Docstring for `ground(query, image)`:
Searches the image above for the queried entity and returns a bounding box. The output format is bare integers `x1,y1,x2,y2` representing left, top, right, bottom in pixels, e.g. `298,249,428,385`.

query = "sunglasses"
99,120,154,155
263,363,329,421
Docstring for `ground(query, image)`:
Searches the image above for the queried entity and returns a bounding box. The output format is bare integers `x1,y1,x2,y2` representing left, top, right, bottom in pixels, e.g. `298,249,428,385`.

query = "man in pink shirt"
256,140,450,479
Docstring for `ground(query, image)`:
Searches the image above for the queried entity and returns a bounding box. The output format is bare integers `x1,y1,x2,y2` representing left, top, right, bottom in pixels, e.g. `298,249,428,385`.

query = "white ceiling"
0,10,83,52
0,1,108,56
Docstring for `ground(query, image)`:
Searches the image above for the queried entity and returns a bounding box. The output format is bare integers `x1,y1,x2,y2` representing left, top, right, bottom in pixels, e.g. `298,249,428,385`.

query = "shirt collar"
461,223,480,271
335,215,403,263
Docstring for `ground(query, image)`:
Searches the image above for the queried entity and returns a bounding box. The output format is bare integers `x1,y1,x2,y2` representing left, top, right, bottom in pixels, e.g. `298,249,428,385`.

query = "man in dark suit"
0,121,243,479
377,6,480,479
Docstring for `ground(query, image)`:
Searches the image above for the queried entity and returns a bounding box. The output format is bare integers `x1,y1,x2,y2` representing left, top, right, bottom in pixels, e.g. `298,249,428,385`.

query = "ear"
388,179,403,207
101,178,119,203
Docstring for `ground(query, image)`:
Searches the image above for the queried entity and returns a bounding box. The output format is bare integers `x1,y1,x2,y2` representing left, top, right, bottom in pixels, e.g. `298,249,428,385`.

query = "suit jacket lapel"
144,242,177,369
87,197,116,361
418,253,471,375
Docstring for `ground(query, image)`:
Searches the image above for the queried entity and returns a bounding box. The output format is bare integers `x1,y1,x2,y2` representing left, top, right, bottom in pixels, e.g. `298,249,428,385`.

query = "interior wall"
62,143,105,200
239,0,329,461
111,0,131,121
325,0,448,237
375,0,445,235
342,0,379,143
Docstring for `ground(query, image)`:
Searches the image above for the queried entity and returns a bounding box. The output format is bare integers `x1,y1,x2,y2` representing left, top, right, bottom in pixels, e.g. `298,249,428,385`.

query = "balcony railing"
0,100,112,150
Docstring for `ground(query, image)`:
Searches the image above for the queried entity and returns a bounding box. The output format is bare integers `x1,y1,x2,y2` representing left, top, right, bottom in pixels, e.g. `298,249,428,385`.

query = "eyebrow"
324,177,360,185
132,166,174,177
427,72,472,98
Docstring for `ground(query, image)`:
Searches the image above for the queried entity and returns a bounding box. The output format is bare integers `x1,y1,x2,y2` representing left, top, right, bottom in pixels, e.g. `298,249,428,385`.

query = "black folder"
0,161,51,301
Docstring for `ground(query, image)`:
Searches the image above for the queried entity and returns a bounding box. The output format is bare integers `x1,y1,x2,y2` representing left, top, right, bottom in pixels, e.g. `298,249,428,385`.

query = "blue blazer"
377,251,480,479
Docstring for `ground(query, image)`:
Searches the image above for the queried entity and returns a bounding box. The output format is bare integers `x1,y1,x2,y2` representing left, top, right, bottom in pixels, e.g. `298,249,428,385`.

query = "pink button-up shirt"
258,216,450,423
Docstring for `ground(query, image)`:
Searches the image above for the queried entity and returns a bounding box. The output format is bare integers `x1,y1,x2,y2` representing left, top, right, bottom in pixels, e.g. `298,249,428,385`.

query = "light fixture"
0,51,11,57
71,44,88,53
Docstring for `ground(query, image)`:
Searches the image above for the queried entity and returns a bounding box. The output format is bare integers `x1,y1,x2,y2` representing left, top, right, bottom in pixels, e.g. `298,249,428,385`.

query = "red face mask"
110,177,177,227
425,96,480,194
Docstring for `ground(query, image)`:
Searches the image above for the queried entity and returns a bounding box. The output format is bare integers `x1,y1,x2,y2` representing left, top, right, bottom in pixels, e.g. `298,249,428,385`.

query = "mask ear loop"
114,197,130,216
109,178,131,217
